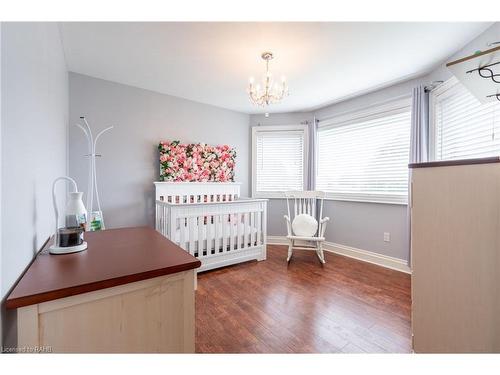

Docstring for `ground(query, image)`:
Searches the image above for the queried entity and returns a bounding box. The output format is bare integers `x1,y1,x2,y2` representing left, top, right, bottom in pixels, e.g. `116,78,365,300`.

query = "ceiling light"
247,52,288,107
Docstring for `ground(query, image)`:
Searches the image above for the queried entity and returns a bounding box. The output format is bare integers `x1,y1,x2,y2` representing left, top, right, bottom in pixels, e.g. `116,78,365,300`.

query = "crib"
154,182,267,272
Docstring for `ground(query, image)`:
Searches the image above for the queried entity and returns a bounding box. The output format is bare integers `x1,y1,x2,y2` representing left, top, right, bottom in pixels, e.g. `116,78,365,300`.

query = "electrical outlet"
383,232,391,242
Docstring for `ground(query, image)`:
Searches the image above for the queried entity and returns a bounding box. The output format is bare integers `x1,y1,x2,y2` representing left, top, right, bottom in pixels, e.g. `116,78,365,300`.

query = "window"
252,125,307,197
316,99,411,204
431,77,500,161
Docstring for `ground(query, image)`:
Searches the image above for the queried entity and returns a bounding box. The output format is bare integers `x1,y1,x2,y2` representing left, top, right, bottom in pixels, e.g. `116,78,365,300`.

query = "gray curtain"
407,85,430,265
410,86,430,163
307,117,318,191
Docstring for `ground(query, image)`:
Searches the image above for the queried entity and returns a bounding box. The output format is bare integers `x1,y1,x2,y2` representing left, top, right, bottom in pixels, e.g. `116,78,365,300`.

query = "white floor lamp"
76,116,113,231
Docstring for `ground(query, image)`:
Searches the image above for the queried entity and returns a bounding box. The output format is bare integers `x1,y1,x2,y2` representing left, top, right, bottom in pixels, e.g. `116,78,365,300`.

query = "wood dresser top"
409,156,500,169
5,227,201,309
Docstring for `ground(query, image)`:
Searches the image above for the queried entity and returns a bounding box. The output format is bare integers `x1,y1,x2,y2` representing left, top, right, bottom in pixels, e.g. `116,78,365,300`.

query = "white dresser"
410,157,500,353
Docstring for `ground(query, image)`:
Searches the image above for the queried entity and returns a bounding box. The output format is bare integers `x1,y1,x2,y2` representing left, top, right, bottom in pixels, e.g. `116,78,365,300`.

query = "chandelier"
247,52,288,107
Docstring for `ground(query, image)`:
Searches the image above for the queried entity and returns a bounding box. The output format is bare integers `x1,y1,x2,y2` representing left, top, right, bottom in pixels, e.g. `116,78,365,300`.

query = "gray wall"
1,22,68,345
69,73,251,229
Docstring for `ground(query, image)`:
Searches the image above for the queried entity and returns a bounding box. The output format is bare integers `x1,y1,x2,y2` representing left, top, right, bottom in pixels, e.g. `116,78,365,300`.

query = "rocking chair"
284,191,330,264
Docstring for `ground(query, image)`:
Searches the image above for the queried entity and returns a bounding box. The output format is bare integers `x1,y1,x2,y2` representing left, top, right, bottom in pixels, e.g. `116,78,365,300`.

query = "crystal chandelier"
247,52,288,107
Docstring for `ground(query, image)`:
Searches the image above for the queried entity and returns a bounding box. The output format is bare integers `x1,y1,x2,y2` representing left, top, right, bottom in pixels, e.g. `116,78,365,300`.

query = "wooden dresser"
5,226,201,353
410,157,500,353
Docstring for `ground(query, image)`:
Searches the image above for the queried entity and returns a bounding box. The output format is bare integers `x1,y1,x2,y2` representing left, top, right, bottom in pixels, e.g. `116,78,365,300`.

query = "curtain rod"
424,80,444,92
316,93,411,123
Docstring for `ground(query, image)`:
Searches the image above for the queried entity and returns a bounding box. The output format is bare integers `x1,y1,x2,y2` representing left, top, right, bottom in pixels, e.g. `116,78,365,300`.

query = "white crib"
155,182,267,272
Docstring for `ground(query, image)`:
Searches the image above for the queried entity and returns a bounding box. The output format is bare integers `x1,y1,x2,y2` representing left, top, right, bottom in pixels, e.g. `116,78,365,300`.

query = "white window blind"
317,101,411,204
252,126,306,197
432,77,500,161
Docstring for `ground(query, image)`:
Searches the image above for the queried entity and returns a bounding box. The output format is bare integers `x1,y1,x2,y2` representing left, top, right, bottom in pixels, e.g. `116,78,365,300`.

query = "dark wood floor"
195,245,411,353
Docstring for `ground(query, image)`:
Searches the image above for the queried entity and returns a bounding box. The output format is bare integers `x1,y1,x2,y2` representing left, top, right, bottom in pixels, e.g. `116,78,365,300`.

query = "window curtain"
407,85,430,265
410,86,430,163
307,117,318,190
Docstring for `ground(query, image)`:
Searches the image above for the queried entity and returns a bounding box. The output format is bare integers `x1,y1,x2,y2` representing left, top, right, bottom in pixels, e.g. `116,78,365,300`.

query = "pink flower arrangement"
158,140,236,182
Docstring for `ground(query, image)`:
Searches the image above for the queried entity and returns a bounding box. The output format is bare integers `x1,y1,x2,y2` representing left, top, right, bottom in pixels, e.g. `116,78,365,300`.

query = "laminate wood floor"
195,245,411,353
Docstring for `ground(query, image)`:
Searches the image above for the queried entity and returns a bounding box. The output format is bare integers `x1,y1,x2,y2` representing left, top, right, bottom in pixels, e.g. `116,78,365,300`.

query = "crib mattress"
174,222,258,243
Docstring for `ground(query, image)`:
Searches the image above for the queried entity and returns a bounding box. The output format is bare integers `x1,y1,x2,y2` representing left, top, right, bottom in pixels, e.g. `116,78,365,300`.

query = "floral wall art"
158,140,236,182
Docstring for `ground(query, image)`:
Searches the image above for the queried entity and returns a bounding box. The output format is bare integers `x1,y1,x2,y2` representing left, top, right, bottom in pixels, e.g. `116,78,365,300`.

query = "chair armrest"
319,217,330,237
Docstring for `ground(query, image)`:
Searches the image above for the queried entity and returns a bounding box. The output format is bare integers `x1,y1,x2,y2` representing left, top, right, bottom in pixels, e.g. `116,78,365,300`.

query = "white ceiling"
60,22,492,114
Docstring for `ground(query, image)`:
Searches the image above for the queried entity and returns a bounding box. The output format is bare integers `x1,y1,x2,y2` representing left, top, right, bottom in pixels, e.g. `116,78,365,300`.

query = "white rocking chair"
284,191,330,264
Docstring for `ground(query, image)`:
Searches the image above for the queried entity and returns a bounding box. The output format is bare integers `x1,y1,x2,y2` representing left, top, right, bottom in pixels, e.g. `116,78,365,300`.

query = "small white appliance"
49,176,88,255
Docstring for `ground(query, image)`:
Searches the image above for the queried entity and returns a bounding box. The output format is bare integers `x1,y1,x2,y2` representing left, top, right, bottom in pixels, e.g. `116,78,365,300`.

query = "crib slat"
188,217,195,255
166,206,170,237
236,213,242,250
242,213,246,249
162,205,165,235
207,215,213,256
250,212,255,247
179,218,185,249
214,216,218,252
160,205,163,234
229,214,235,251
256,211,262,245
155,204,158,231
214,214,220,253
222,214,228,252
243,213,249,248
198,216,204,257
159,204,163,234
252,212,258,246
157,204,160,232
247,212,252,247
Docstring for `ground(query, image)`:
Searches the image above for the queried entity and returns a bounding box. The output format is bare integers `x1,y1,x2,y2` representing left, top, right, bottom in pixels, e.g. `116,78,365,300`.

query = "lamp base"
49,241,87,255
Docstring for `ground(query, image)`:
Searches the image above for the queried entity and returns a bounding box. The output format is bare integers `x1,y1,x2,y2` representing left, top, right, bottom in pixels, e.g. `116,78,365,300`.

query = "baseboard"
266,235,411,274
267,235,288,245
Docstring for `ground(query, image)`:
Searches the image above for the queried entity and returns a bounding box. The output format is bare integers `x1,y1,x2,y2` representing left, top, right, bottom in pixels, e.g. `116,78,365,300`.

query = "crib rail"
154,182,241,204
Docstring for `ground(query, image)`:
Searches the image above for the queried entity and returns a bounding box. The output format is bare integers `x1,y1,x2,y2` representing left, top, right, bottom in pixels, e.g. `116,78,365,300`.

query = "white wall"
1,22,68,346
69,73,251,229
